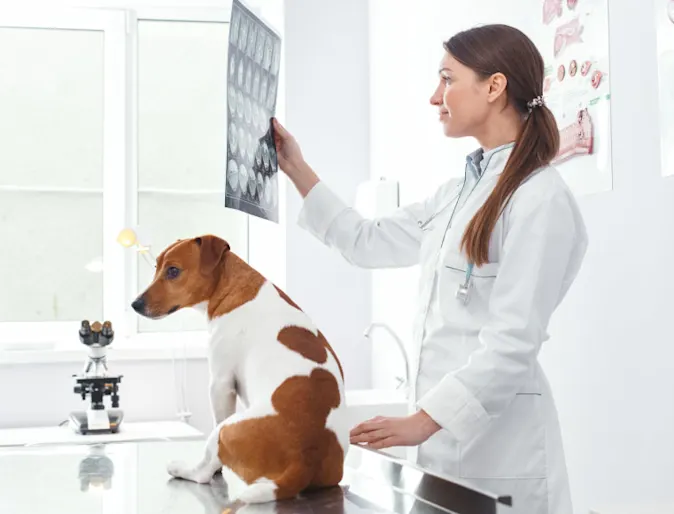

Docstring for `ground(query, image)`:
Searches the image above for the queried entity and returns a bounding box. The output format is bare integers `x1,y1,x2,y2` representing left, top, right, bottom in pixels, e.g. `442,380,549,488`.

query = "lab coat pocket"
458,392,546,479
440,254,499,326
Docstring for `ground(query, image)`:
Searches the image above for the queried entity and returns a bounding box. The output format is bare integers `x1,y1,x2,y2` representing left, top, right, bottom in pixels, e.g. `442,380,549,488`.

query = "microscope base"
69,409,124,435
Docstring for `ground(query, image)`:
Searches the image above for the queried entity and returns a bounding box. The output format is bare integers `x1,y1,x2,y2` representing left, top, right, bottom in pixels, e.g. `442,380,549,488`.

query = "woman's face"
430,52,491,138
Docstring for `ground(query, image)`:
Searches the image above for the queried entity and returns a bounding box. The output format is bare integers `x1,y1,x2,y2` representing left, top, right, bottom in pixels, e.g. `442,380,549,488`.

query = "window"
0,7,280,354
0,26,104,325
136,18,248,334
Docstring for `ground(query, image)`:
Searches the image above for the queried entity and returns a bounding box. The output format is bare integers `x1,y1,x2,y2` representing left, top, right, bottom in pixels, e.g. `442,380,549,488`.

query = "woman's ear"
486,72,508,104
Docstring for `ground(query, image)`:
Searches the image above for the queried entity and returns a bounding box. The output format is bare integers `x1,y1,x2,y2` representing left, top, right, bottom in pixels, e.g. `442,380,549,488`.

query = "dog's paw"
166,460,190,479
167,461,214,484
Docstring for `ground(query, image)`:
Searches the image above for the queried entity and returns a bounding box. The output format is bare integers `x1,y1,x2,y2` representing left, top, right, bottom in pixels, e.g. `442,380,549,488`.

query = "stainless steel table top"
0,439,511,514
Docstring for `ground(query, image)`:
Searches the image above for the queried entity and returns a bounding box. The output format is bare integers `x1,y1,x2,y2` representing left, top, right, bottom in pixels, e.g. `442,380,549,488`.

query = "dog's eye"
166,266,181,279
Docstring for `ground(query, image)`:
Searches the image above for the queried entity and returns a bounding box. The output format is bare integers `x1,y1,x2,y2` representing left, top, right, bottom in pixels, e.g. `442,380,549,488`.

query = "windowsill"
0,332,210,366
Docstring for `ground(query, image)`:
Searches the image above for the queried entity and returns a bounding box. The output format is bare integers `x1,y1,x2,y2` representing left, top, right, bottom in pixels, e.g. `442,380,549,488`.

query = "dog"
131,235,349,504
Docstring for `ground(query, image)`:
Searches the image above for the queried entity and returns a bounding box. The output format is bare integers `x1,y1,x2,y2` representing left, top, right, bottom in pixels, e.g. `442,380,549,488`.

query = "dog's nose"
131,297,145,313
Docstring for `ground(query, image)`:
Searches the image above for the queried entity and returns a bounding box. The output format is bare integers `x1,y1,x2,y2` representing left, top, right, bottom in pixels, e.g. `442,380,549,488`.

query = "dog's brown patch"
274,287,345,380
208,252,265,319
274,285,301,310
277,326,328,364
154,238,184,270
217,368,344,500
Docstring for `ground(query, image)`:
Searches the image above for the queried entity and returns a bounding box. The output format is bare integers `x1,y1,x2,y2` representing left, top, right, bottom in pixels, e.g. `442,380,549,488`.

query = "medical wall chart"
656,0,674,177
534,0,612,195
226,0,281,222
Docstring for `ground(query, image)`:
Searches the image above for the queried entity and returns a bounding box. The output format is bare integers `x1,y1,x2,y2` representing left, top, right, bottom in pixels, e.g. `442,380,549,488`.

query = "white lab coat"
297,144,588,514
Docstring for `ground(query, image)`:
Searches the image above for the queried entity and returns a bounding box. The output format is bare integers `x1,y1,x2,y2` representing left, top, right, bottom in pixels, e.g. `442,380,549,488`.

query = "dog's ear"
195,235,230,275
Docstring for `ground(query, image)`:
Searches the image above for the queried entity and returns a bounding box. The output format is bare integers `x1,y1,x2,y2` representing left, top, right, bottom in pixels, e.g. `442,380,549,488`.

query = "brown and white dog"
131,235,348,504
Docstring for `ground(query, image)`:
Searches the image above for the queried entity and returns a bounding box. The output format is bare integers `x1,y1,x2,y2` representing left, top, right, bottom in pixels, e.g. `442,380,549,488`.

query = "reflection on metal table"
0,439,512,513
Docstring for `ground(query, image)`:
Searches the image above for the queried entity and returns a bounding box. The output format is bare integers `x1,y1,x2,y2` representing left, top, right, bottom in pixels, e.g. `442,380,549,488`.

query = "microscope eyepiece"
80,320,91,336
102,321,113,338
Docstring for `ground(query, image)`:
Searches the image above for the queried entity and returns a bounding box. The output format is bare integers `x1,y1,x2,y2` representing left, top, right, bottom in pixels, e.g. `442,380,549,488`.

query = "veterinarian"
272,24,588,514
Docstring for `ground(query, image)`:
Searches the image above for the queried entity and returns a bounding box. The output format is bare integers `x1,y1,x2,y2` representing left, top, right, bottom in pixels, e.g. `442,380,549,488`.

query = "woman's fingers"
350,417,387,437
366,436,400,450
351,428,390,445
272,117,289,138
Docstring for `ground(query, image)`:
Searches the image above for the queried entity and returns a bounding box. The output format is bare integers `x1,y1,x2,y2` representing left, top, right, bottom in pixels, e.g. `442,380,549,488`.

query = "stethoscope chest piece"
456,283,470,304
455,262,474,305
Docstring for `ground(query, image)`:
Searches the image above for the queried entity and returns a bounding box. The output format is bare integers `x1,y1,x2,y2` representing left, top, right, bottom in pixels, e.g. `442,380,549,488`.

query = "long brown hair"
444,24,560,266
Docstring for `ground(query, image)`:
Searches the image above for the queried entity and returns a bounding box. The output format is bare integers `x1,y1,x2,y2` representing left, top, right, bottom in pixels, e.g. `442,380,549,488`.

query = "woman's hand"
272,117,305,176
349,410,442,450
271,117,319,197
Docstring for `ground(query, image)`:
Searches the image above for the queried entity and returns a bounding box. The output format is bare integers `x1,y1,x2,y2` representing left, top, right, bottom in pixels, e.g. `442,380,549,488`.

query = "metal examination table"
0,439,512,513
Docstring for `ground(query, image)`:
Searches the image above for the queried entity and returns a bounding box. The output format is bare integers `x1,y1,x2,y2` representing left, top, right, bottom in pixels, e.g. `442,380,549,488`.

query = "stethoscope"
426,147,512,304
419,189,476,305
456,262,474,304
417,184,463,231
419,165,483,305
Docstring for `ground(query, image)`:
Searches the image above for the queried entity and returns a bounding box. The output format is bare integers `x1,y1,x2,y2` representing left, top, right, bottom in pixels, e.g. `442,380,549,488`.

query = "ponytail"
460,105,560,266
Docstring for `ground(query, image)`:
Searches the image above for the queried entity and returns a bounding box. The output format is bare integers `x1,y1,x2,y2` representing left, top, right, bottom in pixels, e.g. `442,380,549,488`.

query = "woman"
272,24,587,514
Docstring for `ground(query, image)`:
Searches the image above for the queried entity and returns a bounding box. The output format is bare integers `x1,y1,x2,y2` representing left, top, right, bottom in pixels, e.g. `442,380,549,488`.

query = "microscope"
69,320,124,435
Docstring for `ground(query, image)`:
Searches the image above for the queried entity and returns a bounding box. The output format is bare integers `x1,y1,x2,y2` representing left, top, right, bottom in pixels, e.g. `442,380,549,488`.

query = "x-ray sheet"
226,0,281,222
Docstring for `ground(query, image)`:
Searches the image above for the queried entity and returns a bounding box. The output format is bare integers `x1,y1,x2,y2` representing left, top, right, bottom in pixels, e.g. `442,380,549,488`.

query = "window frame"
0,8,131,352
0,6,273,363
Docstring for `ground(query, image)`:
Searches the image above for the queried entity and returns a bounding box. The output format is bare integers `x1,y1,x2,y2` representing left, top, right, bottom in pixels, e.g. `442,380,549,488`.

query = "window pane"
136,193,248,333
0,28,103,189
0,28,103,322
0,192,103,322
137,19,247,333
138,21,228,191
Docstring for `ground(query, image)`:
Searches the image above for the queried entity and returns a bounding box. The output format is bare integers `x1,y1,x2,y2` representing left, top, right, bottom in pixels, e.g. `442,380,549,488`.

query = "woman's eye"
443,77,452,86
166,267,181,279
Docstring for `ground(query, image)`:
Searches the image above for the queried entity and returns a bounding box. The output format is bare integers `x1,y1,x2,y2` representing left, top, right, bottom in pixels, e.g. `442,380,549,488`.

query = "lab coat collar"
466,142,515,178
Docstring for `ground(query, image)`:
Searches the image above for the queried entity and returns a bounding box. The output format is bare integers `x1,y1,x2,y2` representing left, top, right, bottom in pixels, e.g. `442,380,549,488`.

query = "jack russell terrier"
131,235,349,504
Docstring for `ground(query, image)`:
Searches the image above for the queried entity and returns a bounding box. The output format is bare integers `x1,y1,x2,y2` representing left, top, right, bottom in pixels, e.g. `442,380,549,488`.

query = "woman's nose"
430,84,443,106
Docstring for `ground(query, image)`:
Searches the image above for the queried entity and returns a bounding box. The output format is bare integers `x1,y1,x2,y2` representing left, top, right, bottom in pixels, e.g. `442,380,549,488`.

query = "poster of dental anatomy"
226,0,281,222
656,0,674,177
535,0,612,195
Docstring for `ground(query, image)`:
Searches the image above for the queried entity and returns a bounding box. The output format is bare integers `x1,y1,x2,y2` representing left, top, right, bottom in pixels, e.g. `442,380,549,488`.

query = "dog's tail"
237,463,313,504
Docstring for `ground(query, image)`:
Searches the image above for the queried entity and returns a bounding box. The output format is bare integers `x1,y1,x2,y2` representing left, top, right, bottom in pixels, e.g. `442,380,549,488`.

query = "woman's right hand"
272,118,304,176
271,118,320,197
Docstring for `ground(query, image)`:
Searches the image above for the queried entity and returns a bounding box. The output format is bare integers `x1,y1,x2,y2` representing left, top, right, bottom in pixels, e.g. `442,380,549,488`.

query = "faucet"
363,322,411,394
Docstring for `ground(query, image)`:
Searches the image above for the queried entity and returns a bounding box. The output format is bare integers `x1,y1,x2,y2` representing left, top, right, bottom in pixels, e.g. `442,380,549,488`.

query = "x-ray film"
226,0,282,222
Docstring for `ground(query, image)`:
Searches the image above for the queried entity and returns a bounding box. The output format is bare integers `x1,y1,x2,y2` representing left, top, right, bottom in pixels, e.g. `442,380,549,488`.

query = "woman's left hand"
349,410,442,450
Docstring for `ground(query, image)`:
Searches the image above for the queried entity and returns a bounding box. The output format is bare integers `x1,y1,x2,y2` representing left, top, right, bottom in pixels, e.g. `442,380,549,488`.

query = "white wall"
283,0,373,390
368,0,674,513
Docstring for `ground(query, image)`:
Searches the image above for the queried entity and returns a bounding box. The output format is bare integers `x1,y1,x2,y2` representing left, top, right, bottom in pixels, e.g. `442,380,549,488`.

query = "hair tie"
527,95,545,112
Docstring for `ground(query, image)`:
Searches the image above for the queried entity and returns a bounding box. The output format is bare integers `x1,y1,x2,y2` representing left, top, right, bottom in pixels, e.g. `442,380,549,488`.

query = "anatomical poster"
535,0,613,195
226,0,282,222
656,0,674,177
